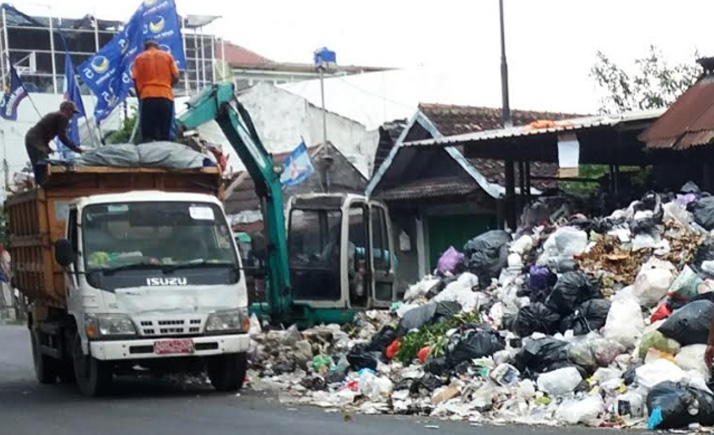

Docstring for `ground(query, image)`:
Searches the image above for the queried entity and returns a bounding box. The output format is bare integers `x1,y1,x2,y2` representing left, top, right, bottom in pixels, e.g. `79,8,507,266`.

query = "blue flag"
56,49,86,160
280,142,315,187
78,0,186,123
0,63,28,121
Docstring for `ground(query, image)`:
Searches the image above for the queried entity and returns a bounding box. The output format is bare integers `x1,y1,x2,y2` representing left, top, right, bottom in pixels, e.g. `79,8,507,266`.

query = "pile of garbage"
247,183,714,430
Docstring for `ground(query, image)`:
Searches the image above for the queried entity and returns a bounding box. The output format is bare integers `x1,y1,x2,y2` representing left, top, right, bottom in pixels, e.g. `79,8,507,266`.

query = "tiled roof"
418,103,584,135
219,42,273,68
374,176,482,201
374,119,408,175
418,103,581,189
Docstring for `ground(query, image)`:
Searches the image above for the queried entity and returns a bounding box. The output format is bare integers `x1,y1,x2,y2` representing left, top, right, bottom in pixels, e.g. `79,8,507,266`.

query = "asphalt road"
0,324,636,435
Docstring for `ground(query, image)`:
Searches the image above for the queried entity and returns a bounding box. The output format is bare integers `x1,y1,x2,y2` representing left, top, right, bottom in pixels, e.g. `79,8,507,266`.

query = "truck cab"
55,191,250,395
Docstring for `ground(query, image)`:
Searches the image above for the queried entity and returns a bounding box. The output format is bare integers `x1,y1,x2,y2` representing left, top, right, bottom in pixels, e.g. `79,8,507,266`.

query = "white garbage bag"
603,295,645,349
555,395,604,425
631,258,675,307
635,358,686,390
537,366,582,396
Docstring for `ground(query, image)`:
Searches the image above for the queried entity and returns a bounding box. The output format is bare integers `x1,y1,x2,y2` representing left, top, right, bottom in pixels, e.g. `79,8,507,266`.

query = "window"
371,207,390,271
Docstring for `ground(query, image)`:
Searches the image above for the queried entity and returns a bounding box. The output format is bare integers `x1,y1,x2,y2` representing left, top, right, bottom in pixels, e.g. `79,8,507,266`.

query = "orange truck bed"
5,165,223,307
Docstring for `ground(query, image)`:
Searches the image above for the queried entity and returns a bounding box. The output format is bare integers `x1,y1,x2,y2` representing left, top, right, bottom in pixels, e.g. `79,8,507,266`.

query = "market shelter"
404,110,663,228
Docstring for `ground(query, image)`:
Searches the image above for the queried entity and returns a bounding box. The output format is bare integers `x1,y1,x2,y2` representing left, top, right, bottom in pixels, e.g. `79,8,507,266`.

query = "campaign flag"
78,0,186,122
0,63,28,121
280,142,315,187
56,49,86,160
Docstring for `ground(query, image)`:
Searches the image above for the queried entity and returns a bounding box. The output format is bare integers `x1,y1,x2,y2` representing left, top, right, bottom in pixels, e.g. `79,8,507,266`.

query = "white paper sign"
189,206,215,221
557,133,580,168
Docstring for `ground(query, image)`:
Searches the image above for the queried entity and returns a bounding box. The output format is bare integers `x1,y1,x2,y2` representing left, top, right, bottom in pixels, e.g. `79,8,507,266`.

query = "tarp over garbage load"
77,142,217,170
246,185,714,431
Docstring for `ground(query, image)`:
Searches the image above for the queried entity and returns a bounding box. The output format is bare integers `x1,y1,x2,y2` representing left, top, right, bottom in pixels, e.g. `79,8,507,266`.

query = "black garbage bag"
409,373,444,396
461,230,511,289
424,357,449,376
445,324,505,367
559,299,611,336
690,197,714,231
397,303,437,336
592,215,628,234
300,376,327,391
511,303,561,337
568,215,593,232
514,337,570,376
347,344,379,371
659,300,714,346
325,370,346,384
646,381,714,430
435,301,462,319
367,325,397,354
545,271,602,316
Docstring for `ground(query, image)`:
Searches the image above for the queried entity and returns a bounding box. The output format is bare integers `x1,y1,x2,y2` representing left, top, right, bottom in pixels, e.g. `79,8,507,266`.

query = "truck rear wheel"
72,333,112,396
206,353,247,392
31,329,57,384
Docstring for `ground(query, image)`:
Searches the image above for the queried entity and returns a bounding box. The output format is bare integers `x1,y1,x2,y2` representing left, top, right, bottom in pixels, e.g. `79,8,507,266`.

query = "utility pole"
499,0,516,230
499,0,511,128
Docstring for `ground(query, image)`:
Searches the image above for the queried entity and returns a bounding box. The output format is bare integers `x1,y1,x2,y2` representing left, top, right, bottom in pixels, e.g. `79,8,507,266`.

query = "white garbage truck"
6,165,250,396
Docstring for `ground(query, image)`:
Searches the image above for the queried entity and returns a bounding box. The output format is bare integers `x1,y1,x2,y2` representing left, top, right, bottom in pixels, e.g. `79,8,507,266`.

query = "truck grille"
138,319,202,336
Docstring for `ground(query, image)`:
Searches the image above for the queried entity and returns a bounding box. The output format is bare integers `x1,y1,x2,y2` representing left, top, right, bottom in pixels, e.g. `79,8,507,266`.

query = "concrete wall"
234,83,379,177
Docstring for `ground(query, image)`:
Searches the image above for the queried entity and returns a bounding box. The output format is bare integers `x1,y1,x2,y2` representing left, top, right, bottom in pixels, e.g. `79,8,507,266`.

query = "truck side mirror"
54,239,75,268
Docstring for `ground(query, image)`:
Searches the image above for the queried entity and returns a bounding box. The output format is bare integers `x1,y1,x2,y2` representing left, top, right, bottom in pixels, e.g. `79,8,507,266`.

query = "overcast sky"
10,0,712,113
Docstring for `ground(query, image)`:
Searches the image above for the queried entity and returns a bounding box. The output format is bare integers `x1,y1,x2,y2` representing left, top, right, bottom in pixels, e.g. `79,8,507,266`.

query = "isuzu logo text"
146,277,188,286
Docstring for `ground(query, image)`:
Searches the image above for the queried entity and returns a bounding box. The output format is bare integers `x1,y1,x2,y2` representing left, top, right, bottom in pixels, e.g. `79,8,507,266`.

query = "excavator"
177,83,398,327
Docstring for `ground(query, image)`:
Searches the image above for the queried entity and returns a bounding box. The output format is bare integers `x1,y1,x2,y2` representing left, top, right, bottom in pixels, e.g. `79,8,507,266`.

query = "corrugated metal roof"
640,74,714,150
405,108,665,148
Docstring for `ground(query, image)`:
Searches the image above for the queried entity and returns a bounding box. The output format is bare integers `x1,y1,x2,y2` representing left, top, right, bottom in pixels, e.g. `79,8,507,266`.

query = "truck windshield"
82,202,238,272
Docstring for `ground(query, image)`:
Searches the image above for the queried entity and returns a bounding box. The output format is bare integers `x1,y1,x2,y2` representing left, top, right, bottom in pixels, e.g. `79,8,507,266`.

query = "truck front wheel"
206,353,247,392
72,333,112,396
31,329,57,384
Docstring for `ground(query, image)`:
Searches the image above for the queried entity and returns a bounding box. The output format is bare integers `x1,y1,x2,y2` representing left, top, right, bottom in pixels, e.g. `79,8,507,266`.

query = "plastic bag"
559,299,611,335
690,196,714,231
347,344,379,371
675,345,709,379
603,295,645,349
404,276,440,302
555,395,604,425
511,302,561,337
367,325,397,354
546,271,602,316
397,303,437,336
537,366,582,396
515,337,571,375
631,258,675,308
638,330,681,360
432,273,484,312
635,359,686,390
616,390,646,418
659,300,714,346
568,332,625,370
670,266,714,302
461,230,512,288
693,239,714,274
646,381,714,429
538,226,588,266
436,246,464,275
528,265,556,293
445,325,505,367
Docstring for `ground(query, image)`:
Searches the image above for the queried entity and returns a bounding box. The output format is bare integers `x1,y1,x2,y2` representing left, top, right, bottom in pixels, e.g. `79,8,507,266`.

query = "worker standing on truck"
24,101,83,185
132,39,179,143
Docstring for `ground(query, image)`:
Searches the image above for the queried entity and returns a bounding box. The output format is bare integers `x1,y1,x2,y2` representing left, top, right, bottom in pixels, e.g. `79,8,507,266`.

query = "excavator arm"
177,83,291,321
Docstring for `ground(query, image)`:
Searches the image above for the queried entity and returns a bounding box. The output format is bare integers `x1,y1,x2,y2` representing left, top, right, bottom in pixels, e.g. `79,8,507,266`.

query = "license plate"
154,339,194,355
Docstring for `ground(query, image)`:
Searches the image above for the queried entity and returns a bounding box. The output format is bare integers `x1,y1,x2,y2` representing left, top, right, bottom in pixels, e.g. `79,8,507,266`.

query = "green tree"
591,45,700,114
108,110,139,144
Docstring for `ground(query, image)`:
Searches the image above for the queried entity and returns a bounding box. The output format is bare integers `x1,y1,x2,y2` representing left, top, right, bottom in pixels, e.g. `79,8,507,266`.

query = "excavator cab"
287,193,397,310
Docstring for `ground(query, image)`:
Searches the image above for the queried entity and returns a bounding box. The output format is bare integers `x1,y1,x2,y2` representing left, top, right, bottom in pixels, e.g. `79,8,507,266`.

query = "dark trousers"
140,97,173,142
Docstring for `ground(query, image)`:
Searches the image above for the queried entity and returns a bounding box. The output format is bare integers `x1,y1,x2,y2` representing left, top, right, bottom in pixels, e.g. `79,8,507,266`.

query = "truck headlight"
85,314,137,338
206,308,249,333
